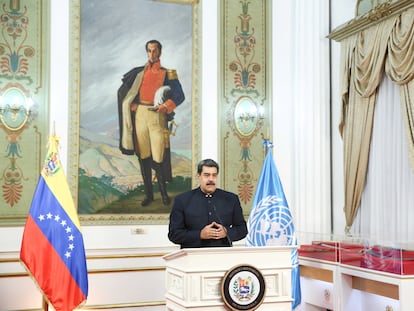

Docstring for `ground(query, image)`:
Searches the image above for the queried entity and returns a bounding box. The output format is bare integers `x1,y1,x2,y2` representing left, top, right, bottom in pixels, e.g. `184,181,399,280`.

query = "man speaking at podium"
168,159,247,248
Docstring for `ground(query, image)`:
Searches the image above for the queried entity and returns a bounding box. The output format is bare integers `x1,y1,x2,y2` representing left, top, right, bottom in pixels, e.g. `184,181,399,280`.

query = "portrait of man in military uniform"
76,0,194,218
117,39,185,208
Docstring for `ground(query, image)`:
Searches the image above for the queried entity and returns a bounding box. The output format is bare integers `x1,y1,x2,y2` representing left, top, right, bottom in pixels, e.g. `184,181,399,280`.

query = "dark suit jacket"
168,187,248,248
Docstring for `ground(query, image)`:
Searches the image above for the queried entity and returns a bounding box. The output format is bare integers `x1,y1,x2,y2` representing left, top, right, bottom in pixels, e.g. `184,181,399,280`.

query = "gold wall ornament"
367,0,393,21
355,0,392,17
329,0,414,41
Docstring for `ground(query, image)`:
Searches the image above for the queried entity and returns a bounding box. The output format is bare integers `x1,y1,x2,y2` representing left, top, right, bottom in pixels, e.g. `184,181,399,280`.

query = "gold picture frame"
67,0,201,225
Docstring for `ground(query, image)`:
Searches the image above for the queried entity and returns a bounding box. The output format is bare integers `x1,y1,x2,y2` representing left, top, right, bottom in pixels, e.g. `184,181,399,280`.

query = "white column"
50,0,69,169
201,0,219,160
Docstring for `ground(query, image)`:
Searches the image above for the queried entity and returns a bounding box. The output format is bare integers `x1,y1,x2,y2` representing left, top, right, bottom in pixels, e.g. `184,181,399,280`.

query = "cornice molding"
328,0,414,42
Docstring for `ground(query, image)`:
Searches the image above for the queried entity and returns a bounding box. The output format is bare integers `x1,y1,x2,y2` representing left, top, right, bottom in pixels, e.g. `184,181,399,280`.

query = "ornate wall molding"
0,0,49,225
329,0,414,41
220,0,270,213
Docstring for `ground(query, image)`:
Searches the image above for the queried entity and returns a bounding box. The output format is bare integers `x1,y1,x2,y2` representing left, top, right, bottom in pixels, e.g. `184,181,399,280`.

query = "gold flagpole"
42,297,49,311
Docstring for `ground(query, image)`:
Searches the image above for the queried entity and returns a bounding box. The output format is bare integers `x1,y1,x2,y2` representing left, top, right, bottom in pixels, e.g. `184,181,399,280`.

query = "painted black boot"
139,157,153,206
153,162,170,206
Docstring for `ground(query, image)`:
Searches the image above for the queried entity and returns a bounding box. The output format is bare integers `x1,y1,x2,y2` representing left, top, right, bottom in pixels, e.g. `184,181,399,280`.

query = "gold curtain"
339,7,414,232
386,9,414,167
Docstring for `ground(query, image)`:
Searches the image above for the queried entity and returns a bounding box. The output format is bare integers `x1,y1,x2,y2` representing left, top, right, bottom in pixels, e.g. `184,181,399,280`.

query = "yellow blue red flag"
20,135,88,311
246,140,301,309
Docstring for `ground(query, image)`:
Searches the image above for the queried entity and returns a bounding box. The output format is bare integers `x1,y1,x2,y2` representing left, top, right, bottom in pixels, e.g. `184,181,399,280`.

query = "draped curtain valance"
337,6,414,231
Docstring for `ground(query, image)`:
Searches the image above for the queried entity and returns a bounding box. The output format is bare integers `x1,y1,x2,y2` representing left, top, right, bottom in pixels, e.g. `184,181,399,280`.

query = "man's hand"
156,104,168,113
200,222,227,240
130,103,138,112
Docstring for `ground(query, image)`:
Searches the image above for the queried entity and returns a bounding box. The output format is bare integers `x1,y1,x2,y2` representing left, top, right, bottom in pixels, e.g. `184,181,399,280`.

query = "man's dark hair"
145,39,162,52
197,159,219,174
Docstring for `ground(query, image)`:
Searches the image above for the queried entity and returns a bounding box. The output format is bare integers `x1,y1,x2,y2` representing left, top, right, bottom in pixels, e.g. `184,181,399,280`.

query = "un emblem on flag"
247,195,295,246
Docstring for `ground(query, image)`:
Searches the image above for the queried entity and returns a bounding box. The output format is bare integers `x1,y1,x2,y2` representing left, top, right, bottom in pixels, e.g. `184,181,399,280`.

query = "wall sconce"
0,86,34,131
258,105,265,119
233,96,264,137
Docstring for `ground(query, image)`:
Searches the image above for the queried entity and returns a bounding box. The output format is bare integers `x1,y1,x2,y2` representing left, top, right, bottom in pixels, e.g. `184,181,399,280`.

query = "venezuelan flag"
20,135,88,311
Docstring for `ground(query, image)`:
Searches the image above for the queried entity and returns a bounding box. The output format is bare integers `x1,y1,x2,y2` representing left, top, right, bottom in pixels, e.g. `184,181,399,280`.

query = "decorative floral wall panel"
220,0,270,214
0,0,49,225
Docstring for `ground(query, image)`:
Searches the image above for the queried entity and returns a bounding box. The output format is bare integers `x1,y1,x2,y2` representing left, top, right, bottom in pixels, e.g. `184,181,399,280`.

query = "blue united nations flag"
246,141,301,309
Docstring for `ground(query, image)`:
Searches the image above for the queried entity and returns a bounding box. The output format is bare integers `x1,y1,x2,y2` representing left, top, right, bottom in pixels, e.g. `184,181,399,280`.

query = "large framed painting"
68,0,201,225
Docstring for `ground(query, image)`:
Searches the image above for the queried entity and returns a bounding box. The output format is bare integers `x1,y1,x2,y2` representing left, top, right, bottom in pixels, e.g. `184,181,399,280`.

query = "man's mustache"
206,182,216,186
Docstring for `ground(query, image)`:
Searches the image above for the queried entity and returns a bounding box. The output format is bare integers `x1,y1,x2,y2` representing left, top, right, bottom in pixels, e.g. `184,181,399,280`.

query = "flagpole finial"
47,126,60,153
263,139,273,155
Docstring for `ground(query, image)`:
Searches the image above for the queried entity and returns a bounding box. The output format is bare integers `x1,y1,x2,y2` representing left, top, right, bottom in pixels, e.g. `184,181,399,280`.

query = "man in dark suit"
168,159,248,248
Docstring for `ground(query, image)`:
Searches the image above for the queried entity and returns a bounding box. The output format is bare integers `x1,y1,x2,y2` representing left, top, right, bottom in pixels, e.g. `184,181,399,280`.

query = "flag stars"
37,211,77,261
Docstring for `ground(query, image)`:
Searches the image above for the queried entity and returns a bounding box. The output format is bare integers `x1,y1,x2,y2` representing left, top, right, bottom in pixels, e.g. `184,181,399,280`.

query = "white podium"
163,246,294,310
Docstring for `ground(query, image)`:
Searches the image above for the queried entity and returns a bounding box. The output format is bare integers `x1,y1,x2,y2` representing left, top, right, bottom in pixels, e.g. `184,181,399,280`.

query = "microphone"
208,199,233,247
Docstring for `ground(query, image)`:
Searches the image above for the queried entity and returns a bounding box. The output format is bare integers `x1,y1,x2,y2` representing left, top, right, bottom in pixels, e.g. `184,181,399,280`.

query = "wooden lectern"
163,246,294,310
